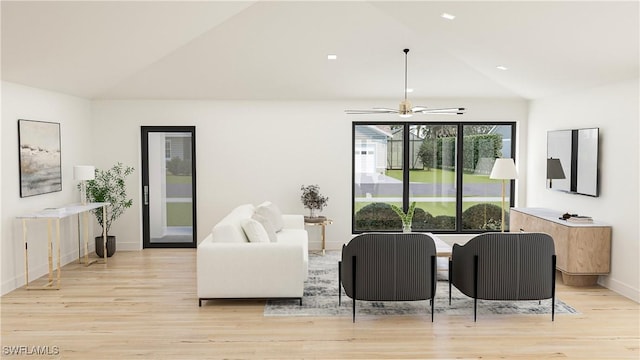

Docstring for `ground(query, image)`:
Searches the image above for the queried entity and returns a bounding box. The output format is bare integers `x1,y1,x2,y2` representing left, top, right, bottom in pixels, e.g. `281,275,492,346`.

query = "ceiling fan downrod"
403,48,409,101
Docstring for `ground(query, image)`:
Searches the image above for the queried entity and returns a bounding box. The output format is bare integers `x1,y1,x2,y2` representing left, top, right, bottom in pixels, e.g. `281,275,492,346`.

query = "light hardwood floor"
2,249,638,359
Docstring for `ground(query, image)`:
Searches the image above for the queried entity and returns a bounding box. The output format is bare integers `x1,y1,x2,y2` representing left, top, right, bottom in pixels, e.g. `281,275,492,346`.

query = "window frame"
352,121,517,234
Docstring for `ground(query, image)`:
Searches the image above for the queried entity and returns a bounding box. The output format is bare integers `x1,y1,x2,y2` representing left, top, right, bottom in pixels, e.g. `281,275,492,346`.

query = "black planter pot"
95,235,116,258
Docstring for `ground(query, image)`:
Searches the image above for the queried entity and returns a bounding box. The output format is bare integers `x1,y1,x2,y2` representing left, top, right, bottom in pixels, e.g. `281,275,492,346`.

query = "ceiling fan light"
399,113,413,118
399,99,412,112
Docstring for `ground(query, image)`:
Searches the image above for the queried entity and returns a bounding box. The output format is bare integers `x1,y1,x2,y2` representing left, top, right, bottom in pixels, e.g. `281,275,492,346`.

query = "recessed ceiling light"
496,65,508,71
327,54,337,60
441,13,456,20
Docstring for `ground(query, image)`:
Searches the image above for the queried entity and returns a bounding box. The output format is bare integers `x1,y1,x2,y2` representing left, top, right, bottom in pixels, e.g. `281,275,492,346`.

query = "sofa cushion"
255,201,284,232
241,218,270,243
252,213,277,243
210,204,255,243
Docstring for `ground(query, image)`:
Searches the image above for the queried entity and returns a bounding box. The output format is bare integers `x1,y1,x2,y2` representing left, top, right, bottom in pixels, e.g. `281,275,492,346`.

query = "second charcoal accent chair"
448,232,557,321
339,233,438,322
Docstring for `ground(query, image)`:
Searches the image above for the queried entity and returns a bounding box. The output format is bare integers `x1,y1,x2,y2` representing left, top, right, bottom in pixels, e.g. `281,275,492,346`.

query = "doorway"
141,126,196,248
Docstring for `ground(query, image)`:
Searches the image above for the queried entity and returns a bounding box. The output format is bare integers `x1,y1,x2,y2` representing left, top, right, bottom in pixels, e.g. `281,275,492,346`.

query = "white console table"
510,207,611,286
17,202,109,290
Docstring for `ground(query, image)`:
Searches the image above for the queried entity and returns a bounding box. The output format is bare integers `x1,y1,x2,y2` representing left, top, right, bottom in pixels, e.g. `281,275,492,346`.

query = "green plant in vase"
84,162,134,257
300,184,328,219
390,202,416,232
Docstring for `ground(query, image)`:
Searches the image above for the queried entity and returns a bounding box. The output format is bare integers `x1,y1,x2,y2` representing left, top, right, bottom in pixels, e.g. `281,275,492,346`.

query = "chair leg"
473,255,479,322
448,258,452,305
431,255,436,322
338,260,342,306
552,255,557,321
431,299,434,322
352,256,357,322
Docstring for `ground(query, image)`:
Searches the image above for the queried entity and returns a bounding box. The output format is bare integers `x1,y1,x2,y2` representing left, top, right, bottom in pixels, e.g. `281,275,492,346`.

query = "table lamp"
74,165,95,205
489,158,518,232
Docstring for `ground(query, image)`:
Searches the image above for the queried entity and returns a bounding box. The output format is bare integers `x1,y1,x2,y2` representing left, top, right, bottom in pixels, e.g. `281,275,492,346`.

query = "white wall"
1,82,93,295
526,78,640,301
90,98,529,253
6,82,637,302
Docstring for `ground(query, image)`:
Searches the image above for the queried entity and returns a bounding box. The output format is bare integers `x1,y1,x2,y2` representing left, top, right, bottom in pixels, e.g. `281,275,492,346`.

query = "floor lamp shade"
489,158,517,232
489,158,518,180
74,165,95,205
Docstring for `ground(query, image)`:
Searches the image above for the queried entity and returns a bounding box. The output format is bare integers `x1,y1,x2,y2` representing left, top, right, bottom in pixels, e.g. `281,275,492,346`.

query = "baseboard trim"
598,276,640,303
1,247,81,296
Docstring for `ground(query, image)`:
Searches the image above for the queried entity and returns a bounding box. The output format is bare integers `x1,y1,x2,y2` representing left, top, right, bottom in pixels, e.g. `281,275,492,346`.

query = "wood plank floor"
2,249,638,359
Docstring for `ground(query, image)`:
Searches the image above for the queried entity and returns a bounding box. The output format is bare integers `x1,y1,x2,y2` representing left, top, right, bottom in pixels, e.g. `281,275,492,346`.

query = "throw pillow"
241,218,270,243
252,213,278,243
255,201,284,232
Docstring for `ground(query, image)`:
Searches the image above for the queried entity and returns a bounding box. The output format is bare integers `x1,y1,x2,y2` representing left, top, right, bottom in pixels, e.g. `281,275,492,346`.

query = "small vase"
309,208,316,218
402,222,412,233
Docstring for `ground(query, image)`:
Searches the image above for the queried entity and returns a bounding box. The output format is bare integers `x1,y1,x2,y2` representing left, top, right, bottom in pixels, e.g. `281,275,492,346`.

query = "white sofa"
197,203,308,306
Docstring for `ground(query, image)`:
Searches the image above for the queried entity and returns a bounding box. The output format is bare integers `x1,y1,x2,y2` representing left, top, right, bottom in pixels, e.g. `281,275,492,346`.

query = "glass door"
141,126,196,248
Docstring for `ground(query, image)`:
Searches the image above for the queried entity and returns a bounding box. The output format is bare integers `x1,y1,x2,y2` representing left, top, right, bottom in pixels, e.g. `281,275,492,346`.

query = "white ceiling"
2,1,638,101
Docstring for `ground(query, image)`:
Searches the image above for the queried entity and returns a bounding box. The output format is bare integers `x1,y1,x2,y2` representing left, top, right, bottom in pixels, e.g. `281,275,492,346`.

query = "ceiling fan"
345,49,465,118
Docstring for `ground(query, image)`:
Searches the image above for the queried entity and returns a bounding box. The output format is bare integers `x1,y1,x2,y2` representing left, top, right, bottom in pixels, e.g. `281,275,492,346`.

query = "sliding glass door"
352,122,516,233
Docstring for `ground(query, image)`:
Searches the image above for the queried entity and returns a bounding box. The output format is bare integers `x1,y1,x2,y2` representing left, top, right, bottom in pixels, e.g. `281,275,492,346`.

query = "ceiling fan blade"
372,107,399,112
414,107,465,114
345,109,398,114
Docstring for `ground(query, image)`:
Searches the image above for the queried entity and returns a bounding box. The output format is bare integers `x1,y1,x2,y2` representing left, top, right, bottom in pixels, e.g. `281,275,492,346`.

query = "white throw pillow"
252,213,278,243
241,218,270,243
255,201,284,232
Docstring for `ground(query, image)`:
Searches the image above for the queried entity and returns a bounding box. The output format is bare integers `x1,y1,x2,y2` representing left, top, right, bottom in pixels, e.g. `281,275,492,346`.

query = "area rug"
264,251,578,318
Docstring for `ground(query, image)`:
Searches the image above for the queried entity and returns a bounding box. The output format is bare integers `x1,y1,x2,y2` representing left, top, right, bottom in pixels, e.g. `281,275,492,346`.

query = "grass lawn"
167,202,192,226
386,168,496,184
166,175,192,185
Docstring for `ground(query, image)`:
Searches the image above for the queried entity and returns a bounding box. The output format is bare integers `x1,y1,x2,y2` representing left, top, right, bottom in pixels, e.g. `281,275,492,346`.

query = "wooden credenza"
510,207,611,286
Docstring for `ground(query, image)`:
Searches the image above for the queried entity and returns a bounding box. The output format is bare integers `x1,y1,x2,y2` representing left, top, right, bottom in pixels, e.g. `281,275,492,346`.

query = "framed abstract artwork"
18,119,62,197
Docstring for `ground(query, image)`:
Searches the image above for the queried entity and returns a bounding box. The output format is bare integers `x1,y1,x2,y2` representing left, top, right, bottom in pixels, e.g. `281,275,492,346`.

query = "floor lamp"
489,158,518,232
74,165,95,205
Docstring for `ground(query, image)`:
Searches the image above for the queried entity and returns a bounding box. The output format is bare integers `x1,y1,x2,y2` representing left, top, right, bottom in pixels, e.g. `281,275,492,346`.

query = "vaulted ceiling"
2,1,638,101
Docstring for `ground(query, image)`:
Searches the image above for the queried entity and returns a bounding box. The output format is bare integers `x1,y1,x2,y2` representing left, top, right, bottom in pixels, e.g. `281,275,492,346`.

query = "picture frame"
18,119,62,197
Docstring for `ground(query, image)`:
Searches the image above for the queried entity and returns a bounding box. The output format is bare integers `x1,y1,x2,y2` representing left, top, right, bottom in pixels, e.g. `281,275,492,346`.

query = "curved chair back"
341,233,437,302
449,232,557,321
451,232,556,301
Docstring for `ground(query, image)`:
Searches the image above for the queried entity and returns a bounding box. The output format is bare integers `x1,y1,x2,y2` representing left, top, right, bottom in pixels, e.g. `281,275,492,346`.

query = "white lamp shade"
74,165,95,181
489,158,518,180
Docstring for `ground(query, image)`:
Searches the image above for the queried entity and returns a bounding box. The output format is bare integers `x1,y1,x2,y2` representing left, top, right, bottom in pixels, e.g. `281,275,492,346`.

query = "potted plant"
300,184,328,220
391,202,416,232
85,162,134,257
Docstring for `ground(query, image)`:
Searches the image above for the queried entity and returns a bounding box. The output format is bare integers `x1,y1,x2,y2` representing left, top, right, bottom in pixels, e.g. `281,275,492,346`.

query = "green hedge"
417,134,502,173
461,203,503,230
355,202,506,231
462,134,503,173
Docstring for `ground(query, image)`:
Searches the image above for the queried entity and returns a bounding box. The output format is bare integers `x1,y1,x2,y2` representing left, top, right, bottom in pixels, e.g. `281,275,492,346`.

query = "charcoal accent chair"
448,232,557,321
338,233,437,322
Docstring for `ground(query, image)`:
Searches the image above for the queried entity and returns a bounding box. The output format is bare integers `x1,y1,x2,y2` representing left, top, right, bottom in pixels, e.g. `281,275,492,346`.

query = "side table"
304,217,333,255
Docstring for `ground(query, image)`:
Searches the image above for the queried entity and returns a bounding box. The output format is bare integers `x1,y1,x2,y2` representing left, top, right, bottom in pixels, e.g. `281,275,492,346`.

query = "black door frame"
141,126,197,248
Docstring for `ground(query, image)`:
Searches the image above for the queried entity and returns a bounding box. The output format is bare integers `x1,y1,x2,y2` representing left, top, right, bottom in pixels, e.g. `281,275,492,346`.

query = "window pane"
353,125,403,232
408,124,458,231
461,124,513,231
